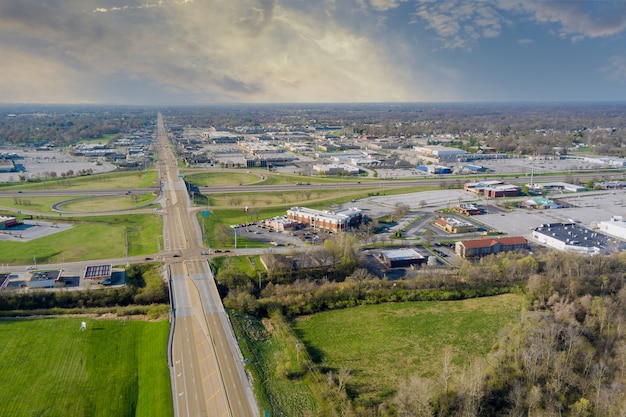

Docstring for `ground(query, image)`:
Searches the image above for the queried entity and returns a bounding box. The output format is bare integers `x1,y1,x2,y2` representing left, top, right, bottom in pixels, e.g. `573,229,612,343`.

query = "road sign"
201,210,210,217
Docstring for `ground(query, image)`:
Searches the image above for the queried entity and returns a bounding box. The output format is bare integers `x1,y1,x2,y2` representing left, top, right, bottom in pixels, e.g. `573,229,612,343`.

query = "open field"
207,188,369,208
0,317,172,417
61,193,158,212
183,168,376,187
0,196,82,215
293,294,523,405
0,214,161,264
0,193,158,215
183,171,262,186
0,171,159,191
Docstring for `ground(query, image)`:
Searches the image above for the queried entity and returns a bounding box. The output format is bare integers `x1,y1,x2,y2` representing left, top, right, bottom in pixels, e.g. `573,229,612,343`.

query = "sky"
2,0,626,105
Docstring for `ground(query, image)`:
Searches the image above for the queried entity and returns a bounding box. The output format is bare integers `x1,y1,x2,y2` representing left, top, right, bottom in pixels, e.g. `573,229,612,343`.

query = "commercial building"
527,182,586,193
0,216,19,229
462,164,488,173
455,236,528,258
453,203,483,216
378,248,425,268
28,270,63,289
532,223,623,255
416,165,452,174
312,163,360,176
413,145,467,163
433,217,477,234
522,197,562,210
464,180,520,198
0,160,16,172
286,206,362,232
598,216,626,241
263,216,298,232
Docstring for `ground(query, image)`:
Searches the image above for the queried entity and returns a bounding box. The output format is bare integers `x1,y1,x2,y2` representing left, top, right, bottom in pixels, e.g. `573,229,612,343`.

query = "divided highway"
157,113,257,417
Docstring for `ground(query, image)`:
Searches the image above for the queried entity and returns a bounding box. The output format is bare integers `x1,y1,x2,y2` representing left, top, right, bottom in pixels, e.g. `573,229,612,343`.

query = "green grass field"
0,317,172,417
0,214,161,264
0,196,83,215
0,171,159,191
183,171,262,186
61,193,158,212
293,294,522,405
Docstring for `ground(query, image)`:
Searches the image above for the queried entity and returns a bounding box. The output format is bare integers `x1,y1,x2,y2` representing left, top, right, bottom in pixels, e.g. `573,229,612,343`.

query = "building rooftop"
380,248,424,261
84,264,112,280
533,223,620,250
460,236,528,249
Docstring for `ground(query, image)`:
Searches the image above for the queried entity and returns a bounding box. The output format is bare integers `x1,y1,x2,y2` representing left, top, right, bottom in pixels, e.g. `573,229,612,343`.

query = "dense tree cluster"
0,105,155,146
379,251,626,417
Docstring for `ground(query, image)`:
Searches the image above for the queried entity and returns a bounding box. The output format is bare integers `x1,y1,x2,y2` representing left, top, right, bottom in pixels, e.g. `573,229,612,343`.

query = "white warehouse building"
532,222,624,255
598,216,626,241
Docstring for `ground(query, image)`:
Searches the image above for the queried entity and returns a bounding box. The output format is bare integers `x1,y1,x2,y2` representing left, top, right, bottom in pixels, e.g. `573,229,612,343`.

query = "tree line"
216,244,626,416
0,263,168,313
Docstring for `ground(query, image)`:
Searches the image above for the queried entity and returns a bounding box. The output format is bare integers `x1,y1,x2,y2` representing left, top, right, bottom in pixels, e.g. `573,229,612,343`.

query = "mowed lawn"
0,318,173,417
293,294,522,404
0,214,161,264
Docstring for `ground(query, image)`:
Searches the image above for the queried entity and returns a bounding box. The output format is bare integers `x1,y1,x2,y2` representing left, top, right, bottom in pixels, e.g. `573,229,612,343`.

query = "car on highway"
201,251,209,255
173,254,181,258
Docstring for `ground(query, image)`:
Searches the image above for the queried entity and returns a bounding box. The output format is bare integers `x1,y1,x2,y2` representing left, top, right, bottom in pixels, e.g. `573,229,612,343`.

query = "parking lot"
0,220,73,242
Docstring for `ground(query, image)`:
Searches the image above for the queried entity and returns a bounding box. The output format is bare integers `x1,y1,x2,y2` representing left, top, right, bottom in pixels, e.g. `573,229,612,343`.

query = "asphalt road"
0,172,620,200
157,114,257,417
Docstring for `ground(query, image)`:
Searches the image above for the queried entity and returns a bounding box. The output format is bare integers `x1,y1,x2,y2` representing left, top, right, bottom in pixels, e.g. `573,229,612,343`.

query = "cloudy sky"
2,0,626,104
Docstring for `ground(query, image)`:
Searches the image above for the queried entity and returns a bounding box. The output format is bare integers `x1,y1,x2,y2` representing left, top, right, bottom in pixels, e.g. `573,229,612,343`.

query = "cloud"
369,0,404,12
0,0,421,103
410,0,626,50
412,0,505,50
517,0,626,39
602,55,626,81
517,38,534,46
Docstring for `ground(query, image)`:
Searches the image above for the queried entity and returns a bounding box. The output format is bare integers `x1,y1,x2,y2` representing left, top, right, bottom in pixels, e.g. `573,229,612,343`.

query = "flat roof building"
532,223,624,255
379,248,425,268
413,145,467,162
464,181,520,198
433,217,477,234
453,203,483,216
598,216,626,241
286,206,362,232
28,270,63,289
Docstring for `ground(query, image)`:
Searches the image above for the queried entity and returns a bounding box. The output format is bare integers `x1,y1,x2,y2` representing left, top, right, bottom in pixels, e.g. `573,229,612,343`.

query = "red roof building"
455,236,528,258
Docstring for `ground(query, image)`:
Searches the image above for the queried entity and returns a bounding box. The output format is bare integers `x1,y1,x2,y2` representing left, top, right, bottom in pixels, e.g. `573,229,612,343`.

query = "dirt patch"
262,317,275,334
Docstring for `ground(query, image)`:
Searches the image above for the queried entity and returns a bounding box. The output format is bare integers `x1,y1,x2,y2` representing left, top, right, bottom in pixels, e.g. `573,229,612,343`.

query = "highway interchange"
0,115,624,417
